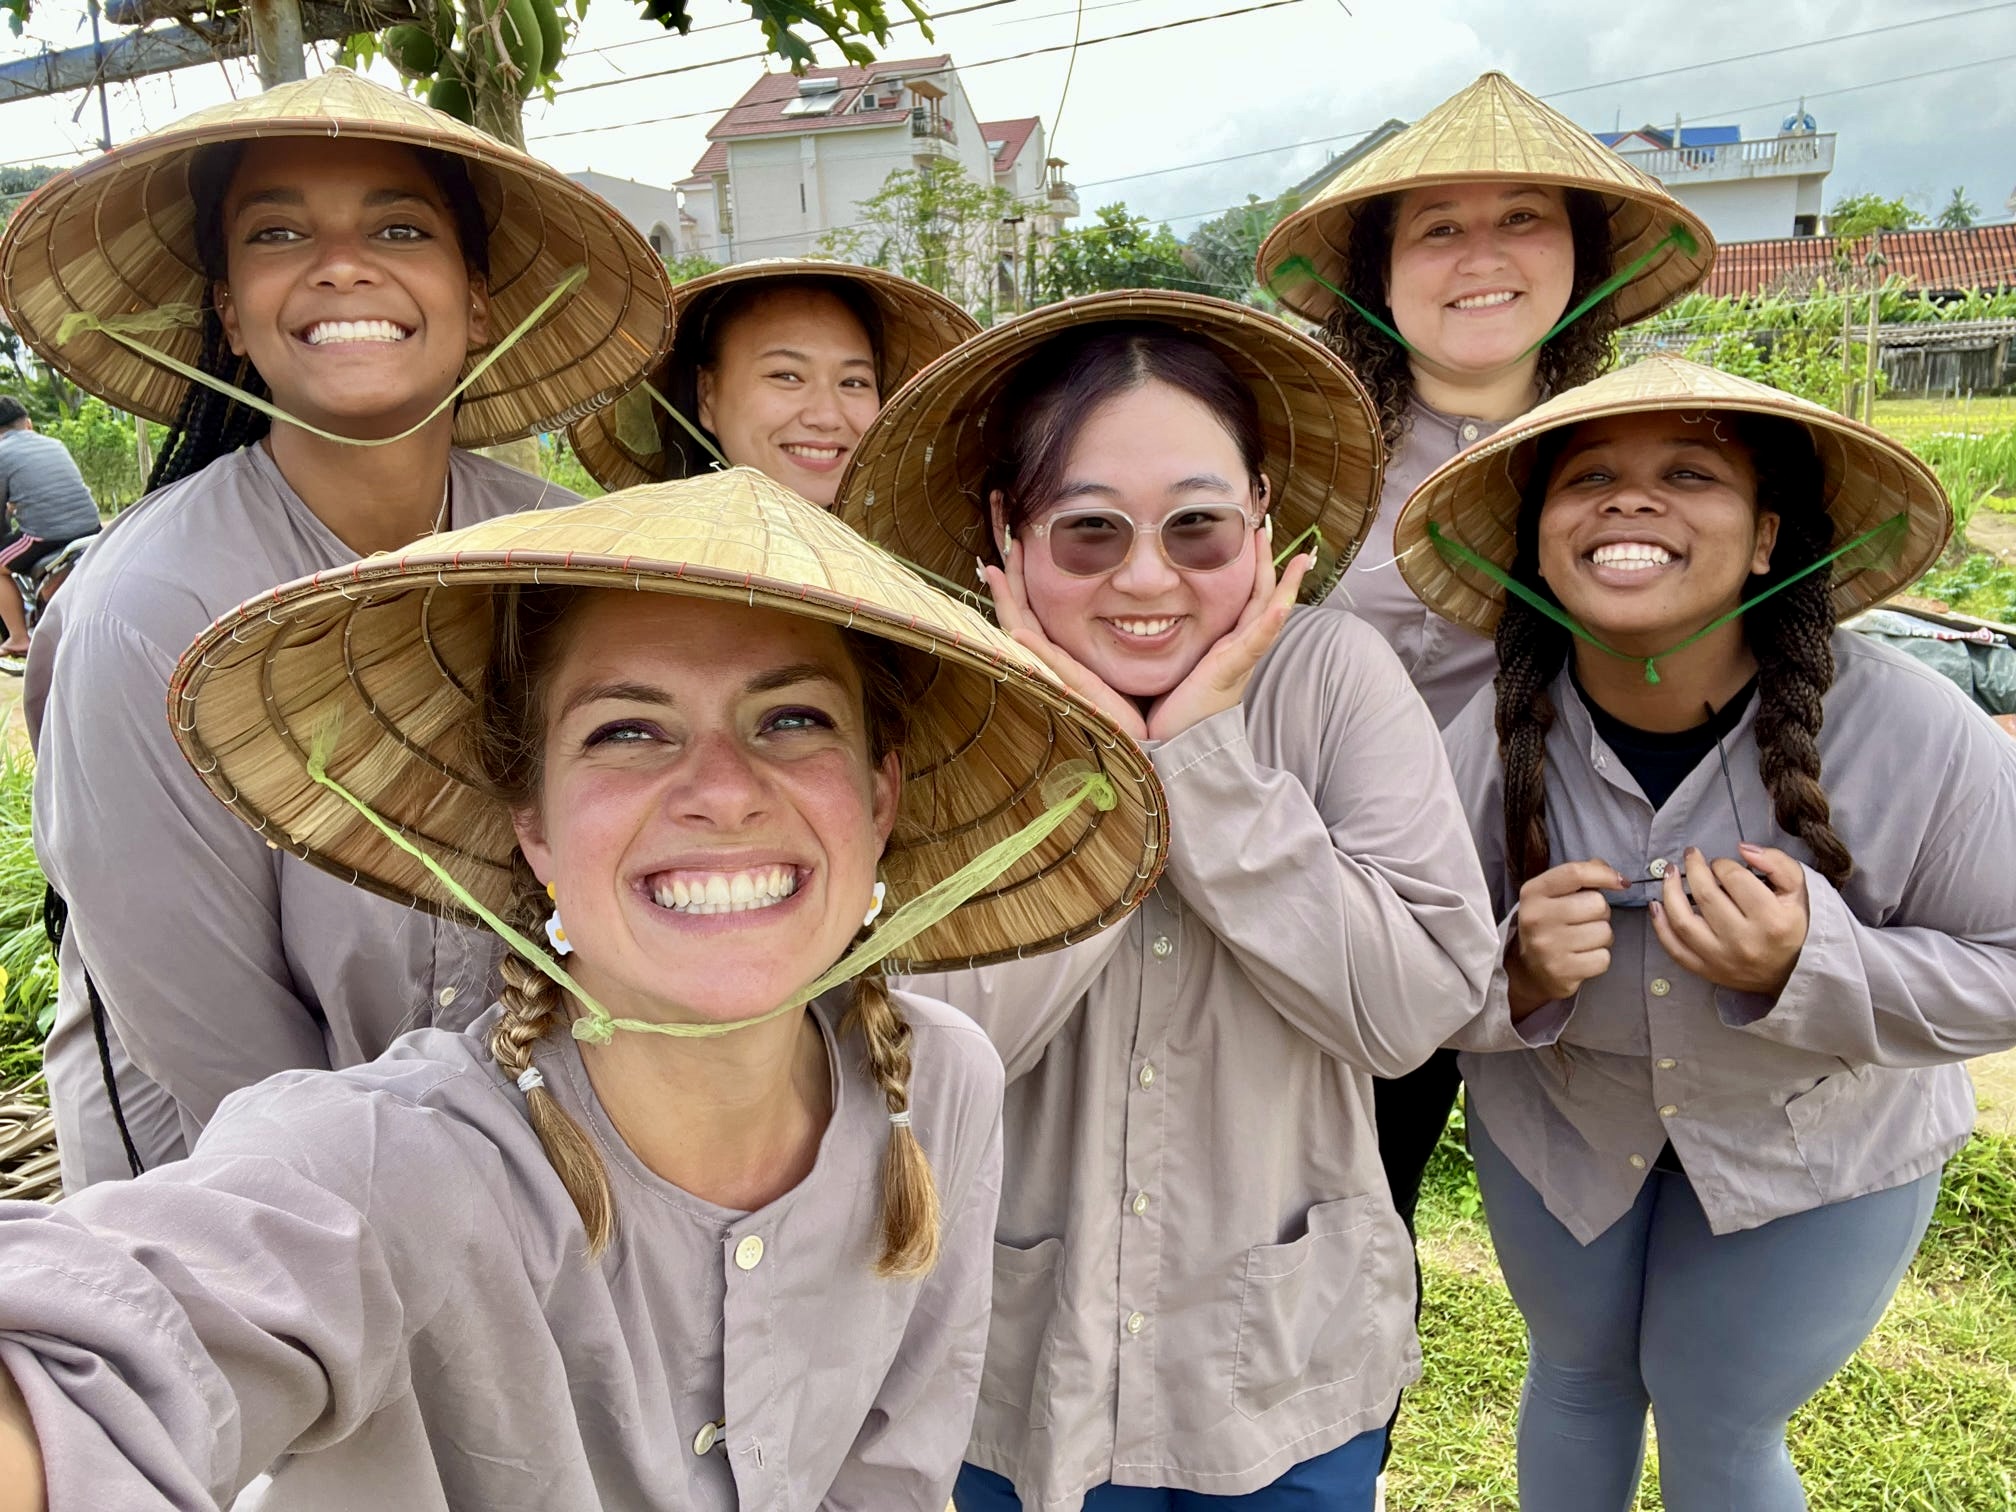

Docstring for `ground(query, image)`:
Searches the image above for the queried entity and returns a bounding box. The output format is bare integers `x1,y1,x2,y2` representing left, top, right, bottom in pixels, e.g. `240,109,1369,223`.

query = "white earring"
545,885,574,957
862,881,887,929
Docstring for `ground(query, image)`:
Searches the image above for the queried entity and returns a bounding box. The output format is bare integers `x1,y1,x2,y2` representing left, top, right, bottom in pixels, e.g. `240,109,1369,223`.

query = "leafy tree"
1184,191,1299,306
821,159,1014,317
1827,193,1925,240
1938,187,1981,230
341,0,930,150
665,252,723,285
1038,203,1190,304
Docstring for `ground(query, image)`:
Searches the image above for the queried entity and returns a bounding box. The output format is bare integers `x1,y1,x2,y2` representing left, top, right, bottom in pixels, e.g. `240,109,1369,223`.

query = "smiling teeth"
782,444,843,460
1592,542,1674,570
1110,617,1179,638
651,865,798,915
1453,291,1518,310
305,319,408,345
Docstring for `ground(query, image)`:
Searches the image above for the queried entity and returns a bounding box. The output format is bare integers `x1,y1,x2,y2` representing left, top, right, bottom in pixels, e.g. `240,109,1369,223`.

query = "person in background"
0,69,673,1188
838,291,1498,1512
0,395,101,665
569,259,978,506
0,469,1166,1510
1256,95,1714,1494
1401,356,2016,1510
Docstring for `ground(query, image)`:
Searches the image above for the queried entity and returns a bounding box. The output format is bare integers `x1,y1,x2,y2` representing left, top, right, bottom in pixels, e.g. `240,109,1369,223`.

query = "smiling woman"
569,259,980,506
0,70,675,1191
0,470,1166,1511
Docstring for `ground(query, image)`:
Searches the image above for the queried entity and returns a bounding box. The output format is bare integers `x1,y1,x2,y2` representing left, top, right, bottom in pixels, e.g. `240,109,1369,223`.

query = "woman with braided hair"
1399,356,2016,1510
1,72,673,1188
0,469,1168,1510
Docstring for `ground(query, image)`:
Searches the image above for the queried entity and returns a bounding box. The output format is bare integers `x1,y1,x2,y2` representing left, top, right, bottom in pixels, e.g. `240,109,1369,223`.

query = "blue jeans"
1470,1108,1939,1511
952,1429,1387,1510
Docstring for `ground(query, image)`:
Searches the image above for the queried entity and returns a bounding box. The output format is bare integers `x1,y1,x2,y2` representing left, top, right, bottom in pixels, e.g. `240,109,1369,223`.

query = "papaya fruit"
529,0,565,78
470,0,543,97
382,23,441,78
426,69,473,123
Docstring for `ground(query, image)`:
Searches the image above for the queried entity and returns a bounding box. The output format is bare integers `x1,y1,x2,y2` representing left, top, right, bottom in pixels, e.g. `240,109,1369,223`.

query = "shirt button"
692,1420,723,1455
1151,935,1173,959
1595,755,1607,770
1460,422,1480,442
438,987,458,1007
1657,1058,1678,1070
1659,1104,1679,1117
1647,858,1669,879
1125,1310,1146,1335
1629,1154,1647,1170
1131,1191,1150,1217
1138,1063,1156,1089
1650,978,1672,997
734,1235,765,1271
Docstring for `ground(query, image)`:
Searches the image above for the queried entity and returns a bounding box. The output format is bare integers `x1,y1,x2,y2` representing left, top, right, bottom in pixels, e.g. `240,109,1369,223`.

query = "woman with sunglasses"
1,73,674,1191
1256,71,1714,1267
1398,356,2016,1510
569,260,978,505
836,292,1499,1511
0,470,1167,1511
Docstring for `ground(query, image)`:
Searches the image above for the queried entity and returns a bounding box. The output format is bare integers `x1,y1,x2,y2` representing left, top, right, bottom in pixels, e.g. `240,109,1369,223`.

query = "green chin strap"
1266,221,1700,364
54,264,590,448
305,723,1117,1043
1425,511,1907,684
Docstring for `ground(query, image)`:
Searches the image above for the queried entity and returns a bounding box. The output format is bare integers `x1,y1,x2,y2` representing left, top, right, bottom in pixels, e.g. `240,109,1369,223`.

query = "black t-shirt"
1570,672,1759,1175
1573,671,1758,813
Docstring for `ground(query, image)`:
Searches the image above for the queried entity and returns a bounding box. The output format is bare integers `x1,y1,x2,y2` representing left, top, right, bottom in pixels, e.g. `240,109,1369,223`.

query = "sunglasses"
1021,503,1266,578
1602,702,1764,910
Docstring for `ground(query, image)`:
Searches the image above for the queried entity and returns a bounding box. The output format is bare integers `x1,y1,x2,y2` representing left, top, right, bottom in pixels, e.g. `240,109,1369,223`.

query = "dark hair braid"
1493,557,1573,888
1739,419,1854,889
1316,188,1621,451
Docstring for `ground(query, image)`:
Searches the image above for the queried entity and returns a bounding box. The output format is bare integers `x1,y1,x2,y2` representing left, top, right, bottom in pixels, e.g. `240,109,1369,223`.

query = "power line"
531,0,1307,139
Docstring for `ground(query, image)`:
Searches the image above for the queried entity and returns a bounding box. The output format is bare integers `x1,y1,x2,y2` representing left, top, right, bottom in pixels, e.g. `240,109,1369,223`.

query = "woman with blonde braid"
1257,70,1714,1247
0,470,1165,1511
1401,357,2016,1509
3,71,674,1188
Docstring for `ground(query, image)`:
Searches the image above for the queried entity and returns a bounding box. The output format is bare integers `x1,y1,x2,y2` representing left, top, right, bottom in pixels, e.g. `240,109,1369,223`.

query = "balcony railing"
1615,133,1836,185
909,108,956,144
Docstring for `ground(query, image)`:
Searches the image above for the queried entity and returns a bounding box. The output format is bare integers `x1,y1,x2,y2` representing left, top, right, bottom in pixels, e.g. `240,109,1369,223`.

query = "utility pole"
1862,232,1885,427
247,0,308,86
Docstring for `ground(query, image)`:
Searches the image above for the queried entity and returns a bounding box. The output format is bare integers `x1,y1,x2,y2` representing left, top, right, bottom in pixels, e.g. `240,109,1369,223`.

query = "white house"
678,55,1016,264
980,115,1079,312
563,170,688,260
1597,111,1835,245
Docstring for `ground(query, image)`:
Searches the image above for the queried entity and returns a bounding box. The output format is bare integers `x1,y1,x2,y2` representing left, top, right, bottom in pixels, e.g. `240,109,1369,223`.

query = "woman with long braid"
1399,356,2016,1510
2,72,672,1187
1255,70,1714,1258
0,469,1164,1509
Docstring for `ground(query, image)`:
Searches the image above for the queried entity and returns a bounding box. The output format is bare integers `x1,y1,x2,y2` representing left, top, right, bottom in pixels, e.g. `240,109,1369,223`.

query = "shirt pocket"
979,1237,1064,1429
1231,1194,1390,1421
1785,1065,1935,1203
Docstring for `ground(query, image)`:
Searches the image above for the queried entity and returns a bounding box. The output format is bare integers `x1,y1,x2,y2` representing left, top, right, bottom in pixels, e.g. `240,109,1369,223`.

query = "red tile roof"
702,55,952,144
682,141,728,182
980,116,1039,173
1705,225,2016,298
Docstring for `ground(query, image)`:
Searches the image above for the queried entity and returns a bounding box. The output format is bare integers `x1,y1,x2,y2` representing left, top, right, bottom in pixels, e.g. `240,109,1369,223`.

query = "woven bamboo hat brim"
1257,72,1715,329
170,468,1167,972
1395,355,1952,636
833,290,1384,606
0,69,674,447
568,259,983,491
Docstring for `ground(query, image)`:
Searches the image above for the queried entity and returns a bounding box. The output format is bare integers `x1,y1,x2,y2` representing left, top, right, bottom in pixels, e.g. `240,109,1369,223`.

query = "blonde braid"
842,972,942,1279
487,856,617,1257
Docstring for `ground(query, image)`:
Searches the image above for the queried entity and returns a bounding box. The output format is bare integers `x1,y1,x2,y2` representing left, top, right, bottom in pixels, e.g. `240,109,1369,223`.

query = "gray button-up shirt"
27,443,572,1188
1325,399,1502,727
904,607,1498,1511
0,993,1004,1510
1445,634,2016,1243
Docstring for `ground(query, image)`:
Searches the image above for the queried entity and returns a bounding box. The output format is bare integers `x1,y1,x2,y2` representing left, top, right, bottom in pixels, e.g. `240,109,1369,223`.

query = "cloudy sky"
5,0,2012,234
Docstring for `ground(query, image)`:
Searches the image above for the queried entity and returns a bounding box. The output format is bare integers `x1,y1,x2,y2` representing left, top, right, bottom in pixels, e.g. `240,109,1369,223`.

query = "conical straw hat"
0,69,674,448
1258,72,1714,329
1395,355,1952,635
170,468,1167,972
568,259,982,491
834,290,1384,606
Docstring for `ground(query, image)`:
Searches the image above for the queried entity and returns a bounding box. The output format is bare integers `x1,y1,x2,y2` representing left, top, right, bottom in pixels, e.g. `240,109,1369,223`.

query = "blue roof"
1597,123,1742,150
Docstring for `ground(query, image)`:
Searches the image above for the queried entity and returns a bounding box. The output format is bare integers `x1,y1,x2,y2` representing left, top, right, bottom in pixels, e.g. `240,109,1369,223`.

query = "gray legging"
1470,1108,1940,1512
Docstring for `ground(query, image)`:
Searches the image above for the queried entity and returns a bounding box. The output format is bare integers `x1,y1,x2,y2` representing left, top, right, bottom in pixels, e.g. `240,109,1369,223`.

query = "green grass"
1873,397,2016,445
0,749,55,1088
1915,555,2016,623
1389,1117,2016,1511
